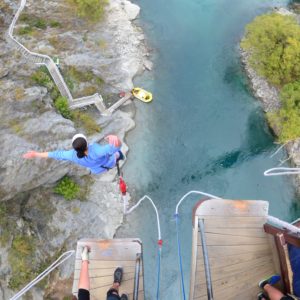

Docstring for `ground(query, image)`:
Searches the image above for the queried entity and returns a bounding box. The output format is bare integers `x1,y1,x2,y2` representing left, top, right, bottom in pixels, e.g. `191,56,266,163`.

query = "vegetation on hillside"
268,81,300,143
54,176,80,200
8,235,36,289
31,67,101,135
17,14,62,36
54,175,92,201
241,13,300,87
69,0,108,22
241,13,300,142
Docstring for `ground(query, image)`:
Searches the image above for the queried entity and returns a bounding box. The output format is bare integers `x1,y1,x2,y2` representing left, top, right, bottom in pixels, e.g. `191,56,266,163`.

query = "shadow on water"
223,60,251,94
181,108,274,184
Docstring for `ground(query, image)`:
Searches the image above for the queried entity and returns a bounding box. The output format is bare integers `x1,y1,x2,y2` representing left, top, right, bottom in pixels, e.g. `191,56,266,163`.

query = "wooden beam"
274,233,292,294
264,224,300,247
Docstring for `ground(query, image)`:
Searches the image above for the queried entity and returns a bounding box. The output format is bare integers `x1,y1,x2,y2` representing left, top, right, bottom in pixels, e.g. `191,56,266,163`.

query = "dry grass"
14,88,25,100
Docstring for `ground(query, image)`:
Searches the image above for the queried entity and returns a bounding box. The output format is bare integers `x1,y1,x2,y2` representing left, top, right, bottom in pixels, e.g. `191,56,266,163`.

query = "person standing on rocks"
23,134,124,175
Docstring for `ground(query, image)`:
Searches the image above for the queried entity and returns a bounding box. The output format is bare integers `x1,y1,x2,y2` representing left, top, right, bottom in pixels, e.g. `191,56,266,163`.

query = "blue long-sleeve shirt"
48,143,120,174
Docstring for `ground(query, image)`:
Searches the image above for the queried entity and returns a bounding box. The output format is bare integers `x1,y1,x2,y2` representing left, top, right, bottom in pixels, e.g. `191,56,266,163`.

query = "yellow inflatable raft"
132,87,153,103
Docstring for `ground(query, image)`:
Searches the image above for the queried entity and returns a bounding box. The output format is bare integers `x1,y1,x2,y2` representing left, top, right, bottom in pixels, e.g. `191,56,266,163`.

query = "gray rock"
0,0,145,297
0,63,9,79
123,0,140,20
144,59,153,71
240,49,281,113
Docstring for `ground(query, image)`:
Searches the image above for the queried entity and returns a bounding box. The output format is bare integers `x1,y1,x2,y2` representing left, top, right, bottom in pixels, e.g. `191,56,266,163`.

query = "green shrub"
9,119,23,134
66,66,94,83
268,81,300,142
18,26,33,35
32,18,47,29
54,176,80,200
64,66,104,98
12,235,33,255
31,67,54,90
72,110,101,135
19,13,31,23
19,14,48,30
241,13,300,86
50,86,60,100
31,67,62,101
0,203,10,246
49,20,62,28
70,0,108,22
8,235,36,290
54,96,72,119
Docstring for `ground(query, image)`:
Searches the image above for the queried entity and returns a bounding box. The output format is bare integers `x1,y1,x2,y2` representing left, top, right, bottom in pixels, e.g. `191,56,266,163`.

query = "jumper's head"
72,134,88,158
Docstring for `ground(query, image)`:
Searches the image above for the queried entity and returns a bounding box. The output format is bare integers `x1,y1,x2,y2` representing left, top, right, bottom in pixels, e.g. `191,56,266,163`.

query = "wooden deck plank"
201,216,267,229
197,232,269,246
75,239,141,261
196,258,274,283
74,259,137,269
196,243,271,257
90,279,143,299
194,264,275,298
196,255,273,274
196,251,272,270
204,227,267,238
73,275,141,292
191,199,274,300
73,267,141,279
195,199,268,217
73,239,143,300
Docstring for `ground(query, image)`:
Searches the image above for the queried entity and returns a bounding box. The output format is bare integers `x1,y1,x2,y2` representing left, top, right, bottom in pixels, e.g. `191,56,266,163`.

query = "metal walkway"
190,199,279,300
7,0,132,115
73,239,144,300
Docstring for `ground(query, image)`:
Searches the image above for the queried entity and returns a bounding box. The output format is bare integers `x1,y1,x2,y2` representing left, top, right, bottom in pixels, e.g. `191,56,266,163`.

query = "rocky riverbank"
240,7,300,194
0,0,149,298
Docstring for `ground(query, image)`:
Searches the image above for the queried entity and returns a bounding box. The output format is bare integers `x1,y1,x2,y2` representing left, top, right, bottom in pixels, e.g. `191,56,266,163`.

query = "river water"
117,0,300,299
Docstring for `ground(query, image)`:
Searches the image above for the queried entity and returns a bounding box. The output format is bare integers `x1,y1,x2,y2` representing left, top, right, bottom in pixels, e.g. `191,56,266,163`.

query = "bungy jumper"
9,191,300,300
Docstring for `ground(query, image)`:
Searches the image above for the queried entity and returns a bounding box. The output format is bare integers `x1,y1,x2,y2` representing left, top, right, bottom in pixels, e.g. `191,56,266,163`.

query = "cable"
264,167,300,176
175,190,221,214
124,194,162,300
174,213,186,300
125,195,162,241
156,247,162,300
174,190,221,300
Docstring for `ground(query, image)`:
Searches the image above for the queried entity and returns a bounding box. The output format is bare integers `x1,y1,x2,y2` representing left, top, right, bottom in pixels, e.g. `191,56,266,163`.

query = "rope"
264,139,300,176
156,247,162,300
264,167,300,176
10,250,75,300
174,214,186,300
174,190,221,300
175,190,222,214
125,195,162,240
124,194,162,300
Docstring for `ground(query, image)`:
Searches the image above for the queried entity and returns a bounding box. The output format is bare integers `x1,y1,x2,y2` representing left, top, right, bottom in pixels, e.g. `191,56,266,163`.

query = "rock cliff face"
240,8,300,193
0,0,147,298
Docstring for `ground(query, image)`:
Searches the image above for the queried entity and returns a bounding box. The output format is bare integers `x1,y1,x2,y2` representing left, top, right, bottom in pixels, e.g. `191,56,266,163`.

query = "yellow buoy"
132,87,153,103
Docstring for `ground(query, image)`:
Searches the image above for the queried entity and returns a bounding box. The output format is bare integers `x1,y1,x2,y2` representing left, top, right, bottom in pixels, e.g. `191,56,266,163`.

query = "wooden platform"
72,239,144,300
189,199,279,300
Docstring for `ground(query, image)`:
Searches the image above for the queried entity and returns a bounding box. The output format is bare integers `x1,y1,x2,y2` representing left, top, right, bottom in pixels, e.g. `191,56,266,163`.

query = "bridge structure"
7,0,132,116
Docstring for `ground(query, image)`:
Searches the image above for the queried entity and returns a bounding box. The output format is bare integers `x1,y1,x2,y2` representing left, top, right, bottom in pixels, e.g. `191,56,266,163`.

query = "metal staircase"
6,0,123,114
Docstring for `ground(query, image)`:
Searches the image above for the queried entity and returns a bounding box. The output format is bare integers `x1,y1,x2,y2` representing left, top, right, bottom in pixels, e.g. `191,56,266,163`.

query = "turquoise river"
117,0,300,299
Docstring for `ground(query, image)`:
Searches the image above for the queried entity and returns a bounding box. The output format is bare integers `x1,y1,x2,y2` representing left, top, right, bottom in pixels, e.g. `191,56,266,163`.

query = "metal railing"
198,219,214,300
7,0,111,113
133,253,142,300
